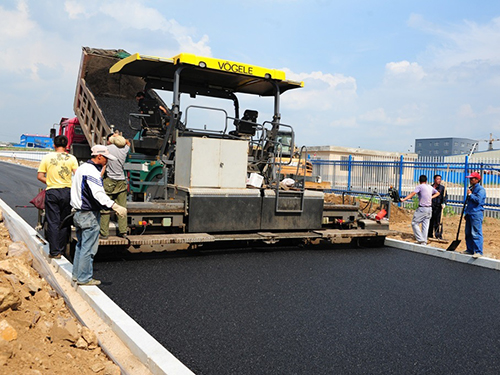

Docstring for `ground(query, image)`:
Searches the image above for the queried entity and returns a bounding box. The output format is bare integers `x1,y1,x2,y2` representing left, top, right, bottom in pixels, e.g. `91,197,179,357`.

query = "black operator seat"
234,109,259,136
139,98,162,128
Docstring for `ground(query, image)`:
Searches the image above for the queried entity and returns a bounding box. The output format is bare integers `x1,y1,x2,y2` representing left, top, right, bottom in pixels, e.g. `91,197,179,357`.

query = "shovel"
447,196,469,251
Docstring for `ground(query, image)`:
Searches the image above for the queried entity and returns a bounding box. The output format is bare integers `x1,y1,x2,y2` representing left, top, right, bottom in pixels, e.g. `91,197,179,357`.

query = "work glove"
441,204,446,209
112,203,127,218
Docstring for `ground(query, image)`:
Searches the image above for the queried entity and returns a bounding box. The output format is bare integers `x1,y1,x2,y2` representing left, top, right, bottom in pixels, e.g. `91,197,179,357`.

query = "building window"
434,150,439,154
340,156,349,171
444,141,449,146
417,150,421,154
417,142,422,147
434,142,439,146
429,142,433,146
454,142,458,146
461,142,464,147
444,149,449,154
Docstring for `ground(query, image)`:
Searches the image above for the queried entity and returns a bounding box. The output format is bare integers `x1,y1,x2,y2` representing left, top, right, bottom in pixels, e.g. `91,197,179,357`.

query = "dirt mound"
324,193,411,221
0,214,120,374
388,204,412,223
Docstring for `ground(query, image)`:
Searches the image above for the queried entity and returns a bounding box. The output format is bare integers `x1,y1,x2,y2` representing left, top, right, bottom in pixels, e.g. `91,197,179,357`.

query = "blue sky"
1,0,500,152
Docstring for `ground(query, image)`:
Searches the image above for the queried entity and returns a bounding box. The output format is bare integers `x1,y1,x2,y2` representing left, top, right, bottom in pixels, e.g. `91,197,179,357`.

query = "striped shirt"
71,160,115,211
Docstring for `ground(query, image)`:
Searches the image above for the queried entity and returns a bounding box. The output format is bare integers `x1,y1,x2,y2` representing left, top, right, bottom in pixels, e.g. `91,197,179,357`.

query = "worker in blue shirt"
463,172,486,258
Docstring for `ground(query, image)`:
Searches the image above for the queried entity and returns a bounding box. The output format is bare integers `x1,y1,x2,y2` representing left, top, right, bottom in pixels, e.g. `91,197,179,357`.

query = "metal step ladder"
274,146,308,214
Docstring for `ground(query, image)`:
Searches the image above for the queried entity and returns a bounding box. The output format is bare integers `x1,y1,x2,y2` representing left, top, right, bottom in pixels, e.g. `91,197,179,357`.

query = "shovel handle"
455,197,469,241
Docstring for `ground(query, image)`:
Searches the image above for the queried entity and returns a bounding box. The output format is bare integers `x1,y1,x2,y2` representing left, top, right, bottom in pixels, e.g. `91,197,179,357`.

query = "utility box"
175,136,248,189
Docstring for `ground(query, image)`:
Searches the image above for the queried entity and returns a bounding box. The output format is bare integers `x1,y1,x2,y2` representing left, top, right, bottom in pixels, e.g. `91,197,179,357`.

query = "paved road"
2,162,500,374
96,247,500,375
0,161,44,227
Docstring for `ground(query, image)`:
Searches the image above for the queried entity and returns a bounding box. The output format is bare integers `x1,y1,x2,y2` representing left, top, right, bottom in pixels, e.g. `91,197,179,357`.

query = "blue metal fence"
311,156,500,216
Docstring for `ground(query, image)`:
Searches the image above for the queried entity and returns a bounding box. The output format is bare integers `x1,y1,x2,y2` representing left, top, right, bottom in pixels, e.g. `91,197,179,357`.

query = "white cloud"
358,105,420,127
385,61,426,82
458,104,476,118
409,14,500,69
64,1,86,19
0,1,68,80
281,69,357,111
329,116,359,129
359,108,388,122
0,0,36,39
98,1,212,56
484,105,500,115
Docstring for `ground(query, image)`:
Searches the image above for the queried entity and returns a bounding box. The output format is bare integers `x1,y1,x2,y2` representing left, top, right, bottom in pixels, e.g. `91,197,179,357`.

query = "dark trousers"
45,188,71,255
428,205,443,239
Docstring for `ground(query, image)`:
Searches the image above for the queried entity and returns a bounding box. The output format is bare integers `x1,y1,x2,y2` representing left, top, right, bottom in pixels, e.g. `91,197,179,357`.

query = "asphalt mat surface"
96,246,500,375
0,161,44,227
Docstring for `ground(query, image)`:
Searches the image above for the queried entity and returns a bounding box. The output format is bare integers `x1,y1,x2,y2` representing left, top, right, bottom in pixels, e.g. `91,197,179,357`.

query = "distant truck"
50,117,90,160
12,134,53,149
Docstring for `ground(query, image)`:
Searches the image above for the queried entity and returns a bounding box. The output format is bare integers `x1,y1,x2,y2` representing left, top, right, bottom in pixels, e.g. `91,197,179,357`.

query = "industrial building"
12,134,53,149
414,137,476,157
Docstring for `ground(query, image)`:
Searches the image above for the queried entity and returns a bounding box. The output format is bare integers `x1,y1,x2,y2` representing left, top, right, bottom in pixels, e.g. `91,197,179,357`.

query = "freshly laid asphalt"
96,247,500,375
0,161,44,227
2,162,500,374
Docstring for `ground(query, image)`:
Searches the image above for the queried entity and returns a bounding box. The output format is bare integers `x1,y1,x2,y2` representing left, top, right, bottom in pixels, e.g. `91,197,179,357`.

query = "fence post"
398,155,404,207
463,155,469,202
347,155,352,191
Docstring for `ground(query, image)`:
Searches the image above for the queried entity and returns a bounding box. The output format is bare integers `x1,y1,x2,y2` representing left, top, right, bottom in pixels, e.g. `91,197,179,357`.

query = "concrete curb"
0,199,194,375
385,238,500,271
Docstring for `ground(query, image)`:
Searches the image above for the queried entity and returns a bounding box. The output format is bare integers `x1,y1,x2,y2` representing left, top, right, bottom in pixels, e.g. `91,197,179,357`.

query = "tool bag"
29,189,46,210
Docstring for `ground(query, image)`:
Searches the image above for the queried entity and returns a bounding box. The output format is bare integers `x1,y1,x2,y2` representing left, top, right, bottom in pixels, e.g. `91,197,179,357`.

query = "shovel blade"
435,223,443,239
447,239,461,251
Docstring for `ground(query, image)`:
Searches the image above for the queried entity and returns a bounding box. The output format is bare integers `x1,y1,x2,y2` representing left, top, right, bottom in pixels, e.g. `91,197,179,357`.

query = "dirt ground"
0,215,121,374
0,157,40,170
325,193,500,259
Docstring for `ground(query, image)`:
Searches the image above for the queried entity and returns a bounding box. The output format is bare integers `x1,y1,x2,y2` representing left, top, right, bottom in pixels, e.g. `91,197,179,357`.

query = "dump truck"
61,47,391,252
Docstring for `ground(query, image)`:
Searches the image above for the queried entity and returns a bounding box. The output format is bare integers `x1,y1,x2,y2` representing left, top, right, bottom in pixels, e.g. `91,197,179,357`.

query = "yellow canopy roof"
110,53,303,96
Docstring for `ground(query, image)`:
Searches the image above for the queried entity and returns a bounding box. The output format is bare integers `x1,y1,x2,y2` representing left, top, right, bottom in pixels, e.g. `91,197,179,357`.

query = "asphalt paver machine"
67,48,392,252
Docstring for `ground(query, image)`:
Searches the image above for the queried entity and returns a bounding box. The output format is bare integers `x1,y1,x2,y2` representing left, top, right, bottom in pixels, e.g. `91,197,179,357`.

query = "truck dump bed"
74,47,146,144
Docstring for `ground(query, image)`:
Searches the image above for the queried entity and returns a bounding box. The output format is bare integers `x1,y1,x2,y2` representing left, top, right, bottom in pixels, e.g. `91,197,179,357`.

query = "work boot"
472,253,483,259
461,250,473,255
77,279,101,286
48,253,62,259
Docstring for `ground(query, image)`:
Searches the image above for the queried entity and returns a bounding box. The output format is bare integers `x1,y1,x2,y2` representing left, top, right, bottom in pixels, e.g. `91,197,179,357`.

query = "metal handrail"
183,105,228,134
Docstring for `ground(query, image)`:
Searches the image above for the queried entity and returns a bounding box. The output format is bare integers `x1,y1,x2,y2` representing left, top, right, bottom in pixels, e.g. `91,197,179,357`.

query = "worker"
428,174,448,240
100,132,130,239
400,175,440,245
463,172,486,258
135,91,169,116
37,135,79,259
70,145,127,286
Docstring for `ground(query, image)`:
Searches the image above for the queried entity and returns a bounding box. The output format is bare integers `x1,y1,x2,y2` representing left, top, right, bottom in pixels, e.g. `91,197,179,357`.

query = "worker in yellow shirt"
37,135,79,258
